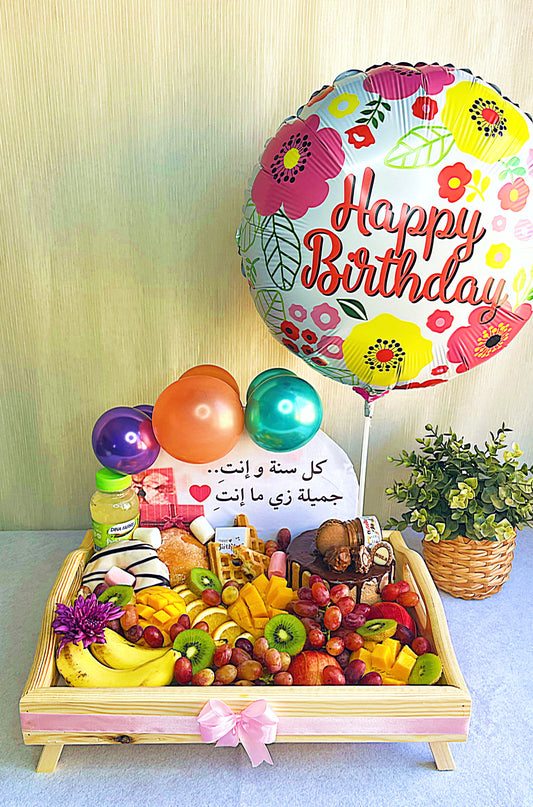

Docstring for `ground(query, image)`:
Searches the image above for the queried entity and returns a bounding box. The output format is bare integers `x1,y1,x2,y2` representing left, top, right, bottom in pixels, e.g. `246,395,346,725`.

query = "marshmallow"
104,565,136,587
132,527,162,549
268,550,287,579
190,516,216,545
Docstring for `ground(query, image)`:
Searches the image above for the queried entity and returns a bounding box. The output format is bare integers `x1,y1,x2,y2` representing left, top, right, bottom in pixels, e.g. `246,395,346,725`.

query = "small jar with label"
90,468,140,550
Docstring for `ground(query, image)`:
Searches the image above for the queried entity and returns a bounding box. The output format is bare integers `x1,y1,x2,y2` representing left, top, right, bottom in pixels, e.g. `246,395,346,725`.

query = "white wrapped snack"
82,540,170,592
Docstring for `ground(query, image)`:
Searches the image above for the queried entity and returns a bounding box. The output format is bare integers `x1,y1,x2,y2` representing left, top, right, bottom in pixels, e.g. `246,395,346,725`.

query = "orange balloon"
179,364,240,397
153,376,244,464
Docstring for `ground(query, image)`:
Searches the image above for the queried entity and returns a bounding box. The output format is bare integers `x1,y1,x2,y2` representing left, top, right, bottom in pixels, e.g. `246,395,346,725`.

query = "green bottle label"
92,515,139,549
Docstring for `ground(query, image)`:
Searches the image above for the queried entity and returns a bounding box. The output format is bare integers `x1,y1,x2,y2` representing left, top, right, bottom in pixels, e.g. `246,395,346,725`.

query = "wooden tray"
20,530,470,772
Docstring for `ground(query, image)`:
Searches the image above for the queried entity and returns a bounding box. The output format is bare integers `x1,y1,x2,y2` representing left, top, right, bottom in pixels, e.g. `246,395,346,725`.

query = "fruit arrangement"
53,529,443,689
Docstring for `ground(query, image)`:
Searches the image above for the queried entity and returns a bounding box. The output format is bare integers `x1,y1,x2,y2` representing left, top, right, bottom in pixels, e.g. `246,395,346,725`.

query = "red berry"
174,656,193,685
345,659,366,685
143,626,164,648
337,596,356,616
344,631,364,652
323,605,342,632
330,584,350,604
177,613,191,630
231,646,251,666
360,671,383,686
273,671,293,686
323,666,346,686
412,636,432,656
308,628,326,648
297,586,314,601
381,583,400,602
308,574,324,587
293,600,319,618
213,643,233,667
398,591,420,608
326,636,345,656
396,580,411,595
202,588,222,606
311,582,330,607
169,623,186,642
194,621,210,632
191,668,215,686
342,611,366,630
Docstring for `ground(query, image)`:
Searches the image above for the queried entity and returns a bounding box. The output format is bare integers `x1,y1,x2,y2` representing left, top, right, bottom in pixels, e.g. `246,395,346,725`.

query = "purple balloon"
92,406,160,474
135,404,154,418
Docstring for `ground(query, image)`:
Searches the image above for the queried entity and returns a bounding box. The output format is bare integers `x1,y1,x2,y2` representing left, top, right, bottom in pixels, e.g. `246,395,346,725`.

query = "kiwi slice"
408,653,443,685
356,618,397,642
172,628,215,674
188,567,222,596
264,614,306,656
97,585,135,607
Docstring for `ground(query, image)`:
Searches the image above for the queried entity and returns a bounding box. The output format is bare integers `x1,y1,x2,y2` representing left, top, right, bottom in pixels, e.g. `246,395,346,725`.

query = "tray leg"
36,743,64,773
429,741,455,771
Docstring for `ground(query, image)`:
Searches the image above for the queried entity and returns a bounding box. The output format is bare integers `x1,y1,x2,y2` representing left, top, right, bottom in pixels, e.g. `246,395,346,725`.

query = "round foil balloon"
246,367,297,401
152,376,244,463
238,63,533,399
245,375,323,451
179,364,241,397
92,406,160,473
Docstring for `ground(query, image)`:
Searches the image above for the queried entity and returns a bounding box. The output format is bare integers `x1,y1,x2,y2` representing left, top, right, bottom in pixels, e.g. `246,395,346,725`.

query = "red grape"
202,588,221,606
276,528,291,551
194,621,209,632
177,613,191,630
265,540,279,557
381,583,400,602
253,637,269,661
360,671,383,686
174,656,193,685
345,659,366,685
273,671,293,686
337,596,356,616
312,582,330,607
231,646,251,666
344,631,364,652
330,583,350,604
106,619,123,634
213,643,232,667
297,586,314,601
323,666,346,686
308,628,326,648
323,606,342,632
395,580,411,594
293,600,319,619
411,636,431,656
143,626,164,648
264,648,282,674
192,668,215,686
308,574,324,587
393,624,415,646
336,649,351,668
326,636,345,656
237,659,263,681
352,603,371,618
235,637,254,655
215,664,238,684
342,611,367,630
169,623,186,642
94,582,109,599
279,651,291,671
300,617,322,634
124,625,144,643
398,591,420,608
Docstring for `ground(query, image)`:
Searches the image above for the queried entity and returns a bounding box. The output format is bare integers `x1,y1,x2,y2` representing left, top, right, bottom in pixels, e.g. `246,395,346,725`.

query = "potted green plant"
385,424,533,599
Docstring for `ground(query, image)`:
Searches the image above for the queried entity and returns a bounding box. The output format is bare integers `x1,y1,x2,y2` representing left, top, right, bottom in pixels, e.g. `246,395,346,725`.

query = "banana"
57,641,178,687
90,627,169,669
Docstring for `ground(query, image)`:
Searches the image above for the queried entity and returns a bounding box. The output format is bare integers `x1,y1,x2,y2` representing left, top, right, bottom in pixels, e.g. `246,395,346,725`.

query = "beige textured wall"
1,0,532,529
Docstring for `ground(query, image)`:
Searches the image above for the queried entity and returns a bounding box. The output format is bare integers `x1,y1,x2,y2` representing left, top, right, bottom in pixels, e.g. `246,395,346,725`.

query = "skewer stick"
356,400,374,517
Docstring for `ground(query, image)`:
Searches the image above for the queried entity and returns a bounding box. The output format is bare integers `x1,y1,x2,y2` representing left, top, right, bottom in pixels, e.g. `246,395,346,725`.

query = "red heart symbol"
189,485,211,503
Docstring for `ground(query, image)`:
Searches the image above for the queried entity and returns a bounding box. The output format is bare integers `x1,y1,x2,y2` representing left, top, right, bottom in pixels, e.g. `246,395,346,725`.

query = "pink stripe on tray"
21,712,469,737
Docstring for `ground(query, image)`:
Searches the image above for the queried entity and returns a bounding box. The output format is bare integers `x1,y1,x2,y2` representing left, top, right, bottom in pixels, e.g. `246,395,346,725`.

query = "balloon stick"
356,401,374,517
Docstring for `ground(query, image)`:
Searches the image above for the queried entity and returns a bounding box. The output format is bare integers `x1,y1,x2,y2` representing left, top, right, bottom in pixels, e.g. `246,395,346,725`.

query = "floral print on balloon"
251,114,345,220
363,64,454,99
447,302,532,373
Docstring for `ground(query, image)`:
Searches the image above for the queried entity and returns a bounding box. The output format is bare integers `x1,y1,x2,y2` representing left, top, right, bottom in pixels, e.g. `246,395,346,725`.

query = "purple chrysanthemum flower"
52,593,124,655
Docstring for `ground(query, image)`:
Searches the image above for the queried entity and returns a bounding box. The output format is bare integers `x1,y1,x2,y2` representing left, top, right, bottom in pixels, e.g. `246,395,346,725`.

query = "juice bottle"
90,468,140,550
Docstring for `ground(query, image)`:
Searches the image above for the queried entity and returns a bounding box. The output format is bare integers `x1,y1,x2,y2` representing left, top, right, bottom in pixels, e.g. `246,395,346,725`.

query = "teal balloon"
246,368,297,402
245,376,322,452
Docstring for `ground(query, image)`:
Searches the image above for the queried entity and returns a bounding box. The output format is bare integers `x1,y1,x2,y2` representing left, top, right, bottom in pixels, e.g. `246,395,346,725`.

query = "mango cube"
252,574,270,600
389,646,418,682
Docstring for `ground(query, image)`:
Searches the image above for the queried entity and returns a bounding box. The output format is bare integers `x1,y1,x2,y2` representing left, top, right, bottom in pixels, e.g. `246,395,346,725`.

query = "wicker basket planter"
422,533,516,600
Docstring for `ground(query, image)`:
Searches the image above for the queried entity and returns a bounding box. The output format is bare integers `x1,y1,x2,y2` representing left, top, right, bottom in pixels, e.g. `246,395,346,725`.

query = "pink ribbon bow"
197,699,278,767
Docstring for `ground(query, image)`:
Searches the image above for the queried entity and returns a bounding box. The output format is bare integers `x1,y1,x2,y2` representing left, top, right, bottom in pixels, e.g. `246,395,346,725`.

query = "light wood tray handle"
21,531,94,696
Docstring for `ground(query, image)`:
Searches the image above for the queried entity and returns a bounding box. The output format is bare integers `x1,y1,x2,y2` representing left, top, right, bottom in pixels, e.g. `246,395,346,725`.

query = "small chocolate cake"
287,530,395,604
